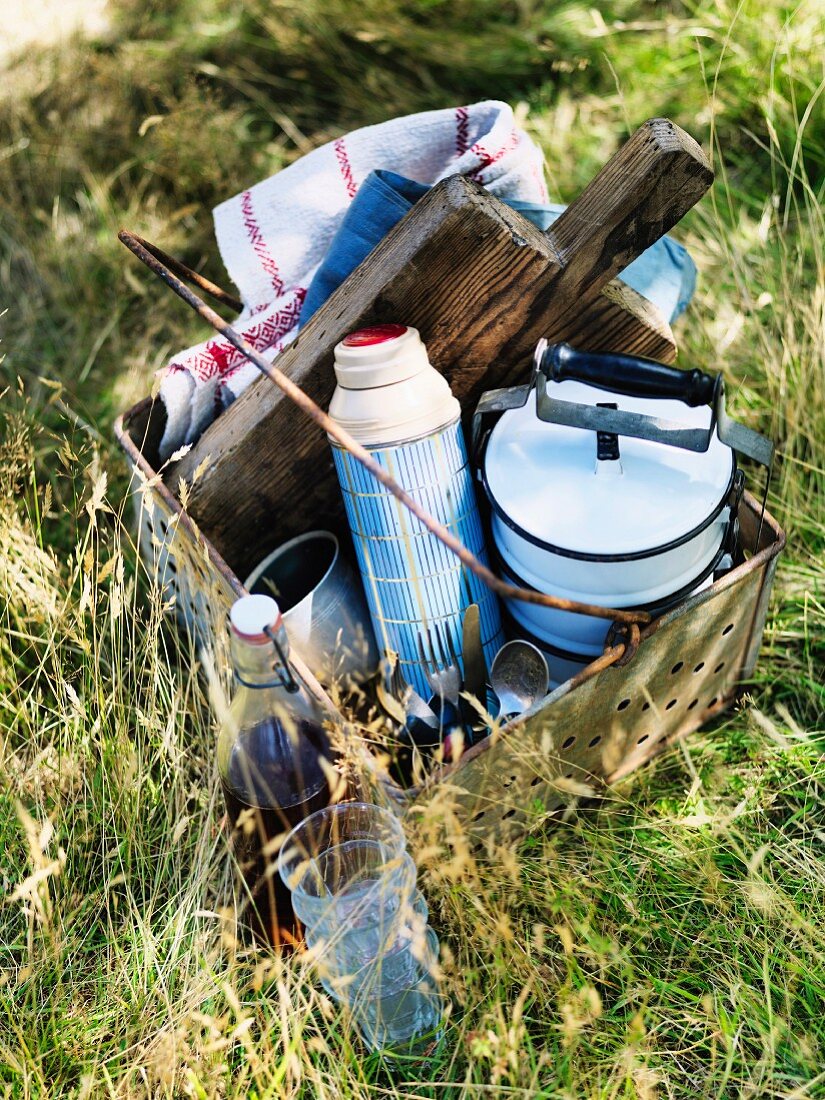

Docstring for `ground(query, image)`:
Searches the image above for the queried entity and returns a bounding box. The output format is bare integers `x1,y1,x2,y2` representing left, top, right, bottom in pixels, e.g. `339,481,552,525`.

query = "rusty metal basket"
114,237,784,849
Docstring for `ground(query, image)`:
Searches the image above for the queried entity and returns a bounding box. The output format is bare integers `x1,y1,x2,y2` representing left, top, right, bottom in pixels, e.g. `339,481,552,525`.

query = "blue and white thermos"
328,324,503,697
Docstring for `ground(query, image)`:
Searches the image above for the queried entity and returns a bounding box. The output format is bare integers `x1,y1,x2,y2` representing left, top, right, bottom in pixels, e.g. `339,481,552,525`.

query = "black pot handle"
537,342,716,408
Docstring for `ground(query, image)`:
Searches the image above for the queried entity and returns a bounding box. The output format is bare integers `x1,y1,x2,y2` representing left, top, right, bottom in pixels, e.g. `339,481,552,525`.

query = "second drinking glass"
278,802,445,1052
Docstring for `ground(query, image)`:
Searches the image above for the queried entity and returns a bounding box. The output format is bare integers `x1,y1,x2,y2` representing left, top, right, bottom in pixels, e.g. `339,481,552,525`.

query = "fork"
417,624,462,709
388,658,439,728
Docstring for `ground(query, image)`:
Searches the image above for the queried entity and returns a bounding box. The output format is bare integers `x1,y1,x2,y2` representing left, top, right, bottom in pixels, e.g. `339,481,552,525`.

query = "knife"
461,604,487,740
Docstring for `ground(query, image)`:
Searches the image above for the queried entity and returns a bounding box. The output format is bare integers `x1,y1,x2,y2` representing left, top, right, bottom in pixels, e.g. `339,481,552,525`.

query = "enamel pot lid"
483,379,736,561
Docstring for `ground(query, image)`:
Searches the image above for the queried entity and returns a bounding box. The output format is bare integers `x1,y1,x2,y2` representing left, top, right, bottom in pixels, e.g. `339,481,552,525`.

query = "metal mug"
244,530,378,685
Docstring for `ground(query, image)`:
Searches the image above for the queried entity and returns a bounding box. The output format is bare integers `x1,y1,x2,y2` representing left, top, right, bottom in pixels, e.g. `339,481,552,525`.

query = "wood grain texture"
171,119,712,576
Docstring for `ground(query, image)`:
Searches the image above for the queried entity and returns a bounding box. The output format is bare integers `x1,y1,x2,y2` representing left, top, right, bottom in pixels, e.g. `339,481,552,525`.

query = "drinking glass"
278,802,444,1051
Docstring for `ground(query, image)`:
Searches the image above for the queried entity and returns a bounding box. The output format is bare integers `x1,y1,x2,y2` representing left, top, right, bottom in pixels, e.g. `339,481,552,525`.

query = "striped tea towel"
157,100,548,461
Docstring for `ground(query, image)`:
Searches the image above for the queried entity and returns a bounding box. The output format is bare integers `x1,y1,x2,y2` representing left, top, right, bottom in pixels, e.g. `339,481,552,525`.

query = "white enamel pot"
498,551,721,656
482,377,736,655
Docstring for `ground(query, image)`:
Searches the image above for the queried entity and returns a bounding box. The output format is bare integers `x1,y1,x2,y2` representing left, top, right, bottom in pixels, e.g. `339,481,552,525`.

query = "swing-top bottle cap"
230,594,283,643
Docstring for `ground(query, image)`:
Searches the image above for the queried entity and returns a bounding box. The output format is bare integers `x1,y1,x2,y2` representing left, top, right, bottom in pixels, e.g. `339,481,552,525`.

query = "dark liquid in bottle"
220,716,333,949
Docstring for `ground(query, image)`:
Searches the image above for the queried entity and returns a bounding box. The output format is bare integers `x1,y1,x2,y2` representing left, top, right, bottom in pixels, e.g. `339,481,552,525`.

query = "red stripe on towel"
468,128,520,182
531,159,550,203
455,105,470,156
174,287,306,383
241,189,284,296
334,137,358,198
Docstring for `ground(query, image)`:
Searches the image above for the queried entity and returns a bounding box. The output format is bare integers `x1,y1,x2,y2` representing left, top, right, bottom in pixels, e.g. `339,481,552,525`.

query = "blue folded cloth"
300,169,696,328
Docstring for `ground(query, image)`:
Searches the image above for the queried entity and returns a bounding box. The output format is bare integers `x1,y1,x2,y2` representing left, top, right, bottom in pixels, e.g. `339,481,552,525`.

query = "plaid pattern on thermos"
332,418,503,698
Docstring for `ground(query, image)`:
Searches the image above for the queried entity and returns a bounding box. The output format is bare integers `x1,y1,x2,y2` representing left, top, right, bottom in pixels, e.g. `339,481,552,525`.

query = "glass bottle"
218,594,338,949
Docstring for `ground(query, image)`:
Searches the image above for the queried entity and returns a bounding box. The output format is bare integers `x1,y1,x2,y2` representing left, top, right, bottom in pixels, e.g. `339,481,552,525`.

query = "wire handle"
124,232,243,313
118,229,652,642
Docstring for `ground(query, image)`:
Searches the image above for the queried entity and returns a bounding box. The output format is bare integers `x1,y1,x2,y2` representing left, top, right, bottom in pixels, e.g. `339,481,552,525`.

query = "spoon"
490,640,550,720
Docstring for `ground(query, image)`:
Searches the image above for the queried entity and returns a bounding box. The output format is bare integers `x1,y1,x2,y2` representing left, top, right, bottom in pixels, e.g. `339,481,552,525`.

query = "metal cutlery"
377,656,438,728
388,658,439,729
417,624,462,709
490,640,549,720
460,603,487,733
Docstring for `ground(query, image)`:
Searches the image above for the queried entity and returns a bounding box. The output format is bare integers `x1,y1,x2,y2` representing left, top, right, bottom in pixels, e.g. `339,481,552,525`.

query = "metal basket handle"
118,229,652,665
124,232,243,314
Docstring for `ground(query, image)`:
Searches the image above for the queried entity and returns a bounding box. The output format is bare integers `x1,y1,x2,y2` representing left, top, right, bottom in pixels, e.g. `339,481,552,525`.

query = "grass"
1,0,823,1095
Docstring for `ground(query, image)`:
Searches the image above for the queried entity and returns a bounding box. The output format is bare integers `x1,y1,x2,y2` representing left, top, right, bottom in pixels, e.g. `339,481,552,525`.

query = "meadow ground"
0,1,823,1096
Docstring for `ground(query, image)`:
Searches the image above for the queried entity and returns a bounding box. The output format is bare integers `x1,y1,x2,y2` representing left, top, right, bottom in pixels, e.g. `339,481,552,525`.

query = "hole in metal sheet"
666,698,677,710
617,698,631,711
714,662,725,674
562,736,575,750
688,698,699,710
694,662,705,673
637,734,649,744
722,623,734,635
501,808,516,820
671,661,684,674
588,735,601,748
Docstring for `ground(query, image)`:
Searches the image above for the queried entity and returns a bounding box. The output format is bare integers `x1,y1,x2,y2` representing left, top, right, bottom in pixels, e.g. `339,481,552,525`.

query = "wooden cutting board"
167,119,712,577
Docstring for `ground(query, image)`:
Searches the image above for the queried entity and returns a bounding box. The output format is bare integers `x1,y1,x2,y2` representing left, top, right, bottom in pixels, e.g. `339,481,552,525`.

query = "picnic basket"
114,119,785,847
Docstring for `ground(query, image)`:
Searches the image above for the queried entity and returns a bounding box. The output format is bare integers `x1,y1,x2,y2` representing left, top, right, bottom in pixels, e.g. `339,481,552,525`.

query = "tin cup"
244,530,378,686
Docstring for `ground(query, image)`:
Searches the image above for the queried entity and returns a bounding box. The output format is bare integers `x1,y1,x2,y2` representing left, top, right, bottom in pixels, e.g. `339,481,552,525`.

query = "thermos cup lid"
341,323,408,348
230,594,283,641
333,324,430,389
329,324,459,446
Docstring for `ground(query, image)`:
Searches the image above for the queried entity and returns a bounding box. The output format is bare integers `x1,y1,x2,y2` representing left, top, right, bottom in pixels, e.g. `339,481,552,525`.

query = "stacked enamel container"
482,378,736,686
